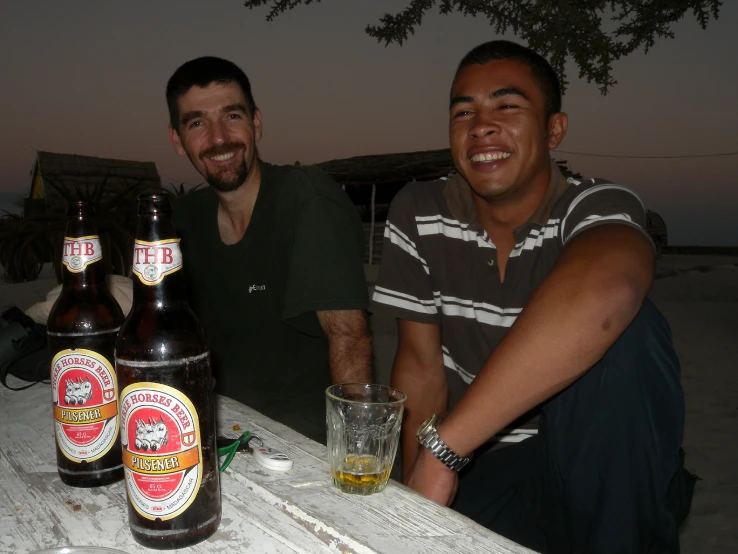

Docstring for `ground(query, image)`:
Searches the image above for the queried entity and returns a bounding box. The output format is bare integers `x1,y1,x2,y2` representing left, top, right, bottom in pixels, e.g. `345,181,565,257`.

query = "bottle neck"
130,212,189,309
60,218,107,292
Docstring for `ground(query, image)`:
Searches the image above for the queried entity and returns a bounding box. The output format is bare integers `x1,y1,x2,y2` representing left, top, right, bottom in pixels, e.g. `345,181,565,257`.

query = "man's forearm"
328,333,373,384
318,309,373,384
391,357,448,480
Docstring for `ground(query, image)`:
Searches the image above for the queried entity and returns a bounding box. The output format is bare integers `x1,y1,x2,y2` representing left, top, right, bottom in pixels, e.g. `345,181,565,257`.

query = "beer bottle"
115,193,221,549
48,200,124,487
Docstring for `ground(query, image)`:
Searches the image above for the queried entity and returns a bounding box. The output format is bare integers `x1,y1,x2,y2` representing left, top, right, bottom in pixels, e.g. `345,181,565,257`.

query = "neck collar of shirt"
443,160,570,239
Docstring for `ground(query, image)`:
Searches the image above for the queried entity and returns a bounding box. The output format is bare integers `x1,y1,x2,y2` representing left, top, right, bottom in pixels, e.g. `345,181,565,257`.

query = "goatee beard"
199,143,252,192
205,162,250,192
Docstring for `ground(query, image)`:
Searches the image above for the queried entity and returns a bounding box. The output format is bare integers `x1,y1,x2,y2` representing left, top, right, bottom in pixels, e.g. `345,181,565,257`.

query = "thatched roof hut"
25,151,162,216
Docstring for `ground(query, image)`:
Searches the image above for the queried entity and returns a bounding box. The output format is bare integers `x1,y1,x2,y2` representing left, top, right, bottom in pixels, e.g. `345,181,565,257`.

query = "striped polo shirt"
370,161,652,447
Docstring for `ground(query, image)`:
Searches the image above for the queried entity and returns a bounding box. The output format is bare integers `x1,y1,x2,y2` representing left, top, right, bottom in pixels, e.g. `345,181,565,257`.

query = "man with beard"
165,57,372,443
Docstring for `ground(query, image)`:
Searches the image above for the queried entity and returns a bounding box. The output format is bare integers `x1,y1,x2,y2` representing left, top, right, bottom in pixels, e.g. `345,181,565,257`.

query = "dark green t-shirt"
173,162,369,443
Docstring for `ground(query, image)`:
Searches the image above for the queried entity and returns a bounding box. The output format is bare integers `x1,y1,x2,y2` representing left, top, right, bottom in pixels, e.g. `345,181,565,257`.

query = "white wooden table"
0,383,534,554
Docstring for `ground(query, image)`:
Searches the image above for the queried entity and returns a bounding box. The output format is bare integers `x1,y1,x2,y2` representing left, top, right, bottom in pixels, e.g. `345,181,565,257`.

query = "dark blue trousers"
452,299,696,553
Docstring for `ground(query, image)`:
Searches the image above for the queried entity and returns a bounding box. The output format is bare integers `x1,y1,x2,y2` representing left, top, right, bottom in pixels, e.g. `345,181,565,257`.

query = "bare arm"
390,319,448,480
317,309,373,384
405,225,656,505
438,225,655,456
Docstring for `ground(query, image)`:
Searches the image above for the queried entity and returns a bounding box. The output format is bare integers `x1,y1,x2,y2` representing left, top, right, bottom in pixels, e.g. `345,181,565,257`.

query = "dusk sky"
1,1,736,245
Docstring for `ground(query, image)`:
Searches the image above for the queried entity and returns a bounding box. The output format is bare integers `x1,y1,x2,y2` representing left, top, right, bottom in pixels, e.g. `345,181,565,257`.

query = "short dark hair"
454,40,562,118
166,56,257,132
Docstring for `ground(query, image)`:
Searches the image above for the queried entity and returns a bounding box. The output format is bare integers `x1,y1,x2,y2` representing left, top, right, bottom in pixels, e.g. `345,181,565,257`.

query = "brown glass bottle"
48,200,125,487
115,193,221,550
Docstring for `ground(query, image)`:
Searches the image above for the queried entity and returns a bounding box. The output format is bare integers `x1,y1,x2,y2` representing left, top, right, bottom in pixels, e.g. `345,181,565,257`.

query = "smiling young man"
371,41,694,553
166,57,372,444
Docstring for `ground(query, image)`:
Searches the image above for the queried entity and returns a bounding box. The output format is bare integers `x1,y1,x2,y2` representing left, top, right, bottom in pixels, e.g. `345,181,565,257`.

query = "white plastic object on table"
252,444,294,471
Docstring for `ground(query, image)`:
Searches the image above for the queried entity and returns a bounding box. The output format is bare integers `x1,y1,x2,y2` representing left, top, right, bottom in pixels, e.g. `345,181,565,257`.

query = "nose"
470,112,500,139
208,120,228,145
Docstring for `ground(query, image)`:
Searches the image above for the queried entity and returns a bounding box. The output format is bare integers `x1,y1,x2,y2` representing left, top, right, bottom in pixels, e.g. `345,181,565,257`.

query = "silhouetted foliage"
166,182,203,198
243,0,721,93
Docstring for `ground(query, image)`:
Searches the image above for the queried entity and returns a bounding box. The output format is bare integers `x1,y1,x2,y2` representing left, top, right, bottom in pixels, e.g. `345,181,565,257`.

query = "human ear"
168,124,186,156
252,109,263,143
547,112,568,149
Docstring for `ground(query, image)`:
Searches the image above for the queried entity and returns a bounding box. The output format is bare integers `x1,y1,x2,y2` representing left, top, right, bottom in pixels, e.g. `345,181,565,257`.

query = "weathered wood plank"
0,384,534,554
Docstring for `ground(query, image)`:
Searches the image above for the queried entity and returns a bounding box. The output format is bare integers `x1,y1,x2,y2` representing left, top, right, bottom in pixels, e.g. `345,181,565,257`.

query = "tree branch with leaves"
243,0,721,93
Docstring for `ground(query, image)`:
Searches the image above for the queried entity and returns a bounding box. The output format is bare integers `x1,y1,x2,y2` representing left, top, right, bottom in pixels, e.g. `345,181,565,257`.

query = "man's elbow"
589,272,649,335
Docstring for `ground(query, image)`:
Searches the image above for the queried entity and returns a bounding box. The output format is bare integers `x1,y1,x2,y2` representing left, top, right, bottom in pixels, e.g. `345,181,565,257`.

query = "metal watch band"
418,418,472,471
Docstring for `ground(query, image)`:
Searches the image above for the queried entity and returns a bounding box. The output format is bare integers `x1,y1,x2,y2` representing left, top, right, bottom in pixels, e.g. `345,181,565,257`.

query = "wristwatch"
416,414,472,471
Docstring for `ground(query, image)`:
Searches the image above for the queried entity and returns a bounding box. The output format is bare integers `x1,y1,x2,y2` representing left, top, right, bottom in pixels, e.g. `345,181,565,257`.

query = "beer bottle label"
131,239,183,286
62,235,102,273
120,383,202,521
51,349,119,462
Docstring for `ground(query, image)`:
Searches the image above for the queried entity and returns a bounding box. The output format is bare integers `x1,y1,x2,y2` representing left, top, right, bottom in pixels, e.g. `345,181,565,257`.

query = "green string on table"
217,431,252,473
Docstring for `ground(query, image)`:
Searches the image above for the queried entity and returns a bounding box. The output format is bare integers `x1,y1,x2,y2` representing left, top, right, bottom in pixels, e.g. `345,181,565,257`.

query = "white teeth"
210,152,236,161
470,151,511,162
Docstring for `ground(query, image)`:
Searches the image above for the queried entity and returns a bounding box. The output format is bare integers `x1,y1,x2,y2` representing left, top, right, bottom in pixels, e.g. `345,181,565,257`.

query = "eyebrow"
221,103,249,115
180,110,205,127
491,87,529,100
449,87,529,109
179,103,249,127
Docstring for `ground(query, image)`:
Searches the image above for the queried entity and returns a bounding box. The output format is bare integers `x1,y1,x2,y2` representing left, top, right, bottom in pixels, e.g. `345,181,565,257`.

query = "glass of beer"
326,383,406,495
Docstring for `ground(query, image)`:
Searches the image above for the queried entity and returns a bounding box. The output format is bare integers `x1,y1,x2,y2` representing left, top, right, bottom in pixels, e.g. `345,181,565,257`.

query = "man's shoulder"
551,173,650,244
553,174,642,214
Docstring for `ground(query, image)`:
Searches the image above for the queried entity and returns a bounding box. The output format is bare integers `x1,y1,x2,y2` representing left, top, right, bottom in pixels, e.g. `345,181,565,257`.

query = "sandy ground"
649,258,738,552
2,253,737,552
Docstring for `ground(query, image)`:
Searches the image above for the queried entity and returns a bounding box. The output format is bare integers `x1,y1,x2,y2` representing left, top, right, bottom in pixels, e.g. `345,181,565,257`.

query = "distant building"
25,151,162,216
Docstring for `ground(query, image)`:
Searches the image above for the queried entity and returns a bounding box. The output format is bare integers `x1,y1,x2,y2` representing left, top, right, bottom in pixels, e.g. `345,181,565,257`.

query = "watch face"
416,419,429,439
417,414,438,440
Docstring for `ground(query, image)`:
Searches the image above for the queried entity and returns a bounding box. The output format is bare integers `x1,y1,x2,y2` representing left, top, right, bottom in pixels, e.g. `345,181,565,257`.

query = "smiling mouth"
209,151,237,162
470,151,512,162
202,142,245,163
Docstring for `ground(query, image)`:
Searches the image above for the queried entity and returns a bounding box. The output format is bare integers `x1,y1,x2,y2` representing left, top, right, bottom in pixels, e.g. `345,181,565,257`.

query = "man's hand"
317,309,372,384
405,448,459,506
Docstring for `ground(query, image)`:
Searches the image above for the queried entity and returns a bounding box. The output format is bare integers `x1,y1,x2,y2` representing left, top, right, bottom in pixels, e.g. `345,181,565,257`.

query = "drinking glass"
326,383,406,495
